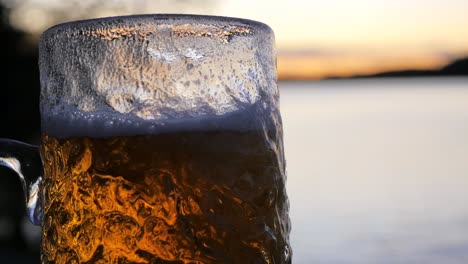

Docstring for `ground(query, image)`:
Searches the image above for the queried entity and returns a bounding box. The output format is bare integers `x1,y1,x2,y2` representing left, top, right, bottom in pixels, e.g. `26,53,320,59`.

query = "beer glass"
0,14,291,263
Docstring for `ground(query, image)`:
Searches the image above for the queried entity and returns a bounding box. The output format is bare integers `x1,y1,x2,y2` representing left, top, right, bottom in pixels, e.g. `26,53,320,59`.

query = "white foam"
41,102,274,138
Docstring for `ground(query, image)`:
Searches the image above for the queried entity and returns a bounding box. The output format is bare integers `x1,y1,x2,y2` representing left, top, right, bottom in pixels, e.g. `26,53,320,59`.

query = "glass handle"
0,139,43,226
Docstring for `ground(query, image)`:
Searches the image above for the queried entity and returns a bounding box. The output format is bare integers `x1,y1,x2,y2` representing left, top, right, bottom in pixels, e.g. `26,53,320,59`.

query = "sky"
2,0,468,79
218,0,468,79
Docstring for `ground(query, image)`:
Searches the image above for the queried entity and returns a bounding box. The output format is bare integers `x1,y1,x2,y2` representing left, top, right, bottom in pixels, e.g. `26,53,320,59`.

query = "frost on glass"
39,15,279,138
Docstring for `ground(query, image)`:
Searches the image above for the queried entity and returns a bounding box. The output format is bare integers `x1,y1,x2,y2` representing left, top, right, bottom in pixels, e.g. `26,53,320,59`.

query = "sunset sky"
2,0,468,79
219,0,468,79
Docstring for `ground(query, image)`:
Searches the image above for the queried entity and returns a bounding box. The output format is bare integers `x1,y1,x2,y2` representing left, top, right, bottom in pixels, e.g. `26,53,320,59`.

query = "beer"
40,107,291,263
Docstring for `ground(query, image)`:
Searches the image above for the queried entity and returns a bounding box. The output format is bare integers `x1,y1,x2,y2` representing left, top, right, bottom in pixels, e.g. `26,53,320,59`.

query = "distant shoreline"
278,57,468,81
325,57,468,80
278,76,468,86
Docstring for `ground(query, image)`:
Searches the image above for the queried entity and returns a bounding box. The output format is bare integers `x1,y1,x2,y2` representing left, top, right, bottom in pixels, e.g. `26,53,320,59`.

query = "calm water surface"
280,78,468,264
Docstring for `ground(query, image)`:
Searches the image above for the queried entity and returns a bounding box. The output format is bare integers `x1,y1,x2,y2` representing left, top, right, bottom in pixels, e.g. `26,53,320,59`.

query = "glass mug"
0,14,291,263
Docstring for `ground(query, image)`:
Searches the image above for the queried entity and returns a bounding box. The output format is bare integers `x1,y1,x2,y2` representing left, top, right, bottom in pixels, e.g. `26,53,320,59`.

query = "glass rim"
40,13,273,38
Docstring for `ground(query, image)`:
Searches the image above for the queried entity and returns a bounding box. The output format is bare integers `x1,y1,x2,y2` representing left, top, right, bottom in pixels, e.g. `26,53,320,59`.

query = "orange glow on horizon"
276,53,466,80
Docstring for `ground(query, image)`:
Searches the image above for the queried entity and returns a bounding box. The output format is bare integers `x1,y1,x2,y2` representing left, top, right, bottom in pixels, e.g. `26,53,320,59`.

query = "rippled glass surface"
39,14,290,263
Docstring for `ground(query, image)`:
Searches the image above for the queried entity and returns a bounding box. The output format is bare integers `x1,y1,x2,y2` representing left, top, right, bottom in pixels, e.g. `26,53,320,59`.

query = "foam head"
39,14,278,137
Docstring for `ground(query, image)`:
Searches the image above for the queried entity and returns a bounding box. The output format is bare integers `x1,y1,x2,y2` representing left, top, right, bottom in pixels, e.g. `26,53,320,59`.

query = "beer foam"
41,103,274,138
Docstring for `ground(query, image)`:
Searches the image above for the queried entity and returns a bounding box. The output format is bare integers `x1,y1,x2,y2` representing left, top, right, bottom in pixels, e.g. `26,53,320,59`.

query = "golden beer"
40,126,290,263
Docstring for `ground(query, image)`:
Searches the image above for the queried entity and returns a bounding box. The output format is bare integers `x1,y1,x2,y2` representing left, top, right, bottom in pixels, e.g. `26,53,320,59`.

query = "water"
281,78,468,263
